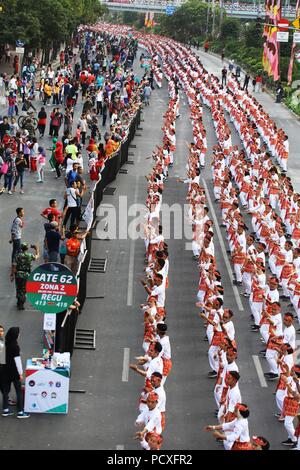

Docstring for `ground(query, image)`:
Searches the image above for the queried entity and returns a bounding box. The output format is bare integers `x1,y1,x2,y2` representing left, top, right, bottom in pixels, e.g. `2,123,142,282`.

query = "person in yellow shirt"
43,80,52,106
52,81,60,105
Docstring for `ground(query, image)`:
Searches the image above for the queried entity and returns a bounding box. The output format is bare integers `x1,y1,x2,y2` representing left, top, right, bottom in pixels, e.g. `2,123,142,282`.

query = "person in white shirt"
264,303,284,379
141,274,166,308
215,347,239,409
283,312,296,350
130,341,163,379
63,181,80,227
135,392,162,439
206,403,251,450
139,371,166,433
156,323,172,384
218,371,242,423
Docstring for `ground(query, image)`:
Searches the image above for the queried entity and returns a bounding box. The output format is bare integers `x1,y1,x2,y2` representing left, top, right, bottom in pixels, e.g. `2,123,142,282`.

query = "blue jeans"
48,251,59,262
8,105,15,118
14,171,24,190
4,174,13,191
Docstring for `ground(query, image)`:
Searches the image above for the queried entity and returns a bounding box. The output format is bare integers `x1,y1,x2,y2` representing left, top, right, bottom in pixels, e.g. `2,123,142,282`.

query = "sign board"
43,313,56,331
82,196,94,231
26,263,78,314
16,47,25,54
277,31,289,42
16,40,25,47
278,18,290,31
24,361,70,414
166,5,175,15
292,17,300,29
293,32,300,42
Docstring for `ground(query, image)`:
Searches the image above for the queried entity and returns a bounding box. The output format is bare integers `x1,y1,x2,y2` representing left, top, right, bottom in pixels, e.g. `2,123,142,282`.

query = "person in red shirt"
8,92,16,118
41,199,62,223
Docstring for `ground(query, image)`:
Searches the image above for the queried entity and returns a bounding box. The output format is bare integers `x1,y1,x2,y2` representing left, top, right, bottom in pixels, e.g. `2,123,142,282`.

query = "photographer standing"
10,243,40,310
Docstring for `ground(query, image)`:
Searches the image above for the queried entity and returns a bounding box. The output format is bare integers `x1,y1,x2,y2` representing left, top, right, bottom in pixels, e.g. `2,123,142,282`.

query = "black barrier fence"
57,107,142,355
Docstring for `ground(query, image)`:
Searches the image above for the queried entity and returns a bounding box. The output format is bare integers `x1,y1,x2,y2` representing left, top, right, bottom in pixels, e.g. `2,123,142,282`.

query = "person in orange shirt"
105,138,119,156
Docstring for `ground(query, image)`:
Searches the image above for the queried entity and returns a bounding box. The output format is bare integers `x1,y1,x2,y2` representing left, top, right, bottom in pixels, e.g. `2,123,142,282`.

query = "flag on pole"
263,0,281,81
288,0,300,84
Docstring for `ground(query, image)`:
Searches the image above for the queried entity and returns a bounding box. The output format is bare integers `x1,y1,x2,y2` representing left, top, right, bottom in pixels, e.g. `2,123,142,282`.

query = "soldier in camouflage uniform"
10,243,40,310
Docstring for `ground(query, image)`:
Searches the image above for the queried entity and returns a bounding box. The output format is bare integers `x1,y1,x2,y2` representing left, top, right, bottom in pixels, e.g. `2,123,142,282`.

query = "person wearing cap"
10,242,40,310
139,372,166,431
135,392,162,441
205,403,251,450
138,431,163,450
250,435,270,450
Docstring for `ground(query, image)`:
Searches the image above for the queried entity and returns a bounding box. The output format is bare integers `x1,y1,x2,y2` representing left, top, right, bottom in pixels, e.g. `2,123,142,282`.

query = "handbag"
0,162,8,175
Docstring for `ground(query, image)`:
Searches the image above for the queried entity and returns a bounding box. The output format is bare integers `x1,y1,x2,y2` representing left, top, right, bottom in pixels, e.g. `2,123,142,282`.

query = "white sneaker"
8,191,12,195
20,190,24,194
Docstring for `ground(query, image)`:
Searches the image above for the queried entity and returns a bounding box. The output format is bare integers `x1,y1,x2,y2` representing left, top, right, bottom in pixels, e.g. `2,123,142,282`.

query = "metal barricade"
55,107,141,355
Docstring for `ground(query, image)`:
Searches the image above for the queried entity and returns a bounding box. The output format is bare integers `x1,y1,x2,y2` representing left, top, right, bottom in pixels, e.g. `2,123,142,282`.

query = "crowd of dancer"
96,22,300,450
128,54,179,451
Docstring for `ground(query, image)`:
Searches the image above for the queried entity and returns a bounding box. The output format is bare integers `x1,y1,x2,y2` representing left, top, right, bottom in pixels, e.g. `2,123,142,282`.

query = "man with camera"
10,242,40,310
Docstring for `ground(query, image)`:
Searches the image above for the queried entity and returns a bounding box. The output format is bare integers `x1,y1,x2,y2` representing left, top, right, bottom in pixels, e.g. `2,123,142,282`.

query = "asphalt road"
0,48,298,450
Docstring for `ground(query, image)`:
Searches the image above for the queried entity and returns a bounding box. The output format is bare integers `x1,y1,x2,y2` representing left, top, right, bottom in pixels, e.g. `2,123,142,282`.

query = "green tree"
220,18,240,40
0,0,107,62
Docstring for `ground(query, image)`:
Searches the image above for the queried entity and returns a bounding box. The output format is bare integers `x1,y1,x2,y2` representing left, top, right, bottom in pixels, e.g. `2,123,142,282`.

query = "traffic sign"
277,31,289,42
278,18,290,31
292,17,300,29
16,47,25,54
26,263,78,314
166,5,175,15
293,32,300,42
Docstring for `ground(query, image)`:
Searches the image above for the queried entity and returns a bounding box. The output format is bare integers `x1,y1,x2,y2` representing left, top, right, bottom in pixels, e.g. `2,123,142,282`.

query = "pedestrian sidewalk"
193,47,300,192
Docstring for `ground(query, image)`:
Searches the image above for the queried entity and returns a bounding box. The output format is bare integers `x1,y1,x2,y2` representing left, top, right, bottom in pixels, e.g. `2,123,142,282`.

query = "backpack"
66,237,81,257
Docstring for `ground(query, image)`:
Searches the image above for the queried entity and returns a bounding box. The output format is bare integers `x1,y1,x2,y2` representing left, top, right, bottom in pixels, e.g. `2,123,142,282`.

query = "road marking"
116,445,125,450
201,178,244,312
122,348,130,382
127,176,139,306
252,355,268,388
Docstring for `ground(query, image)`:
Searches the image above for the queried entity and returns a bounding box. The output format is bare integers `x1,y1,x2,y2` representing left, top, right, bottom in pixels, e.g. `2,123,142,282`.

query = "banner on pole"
288,0,300,84
263,0,282,81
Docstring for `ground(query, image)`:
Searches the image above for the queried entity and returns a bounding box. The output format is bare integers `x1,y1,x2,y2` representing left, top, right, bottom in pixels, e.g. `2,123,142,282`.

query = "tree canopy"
157,0,220,43
0,0,106,49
